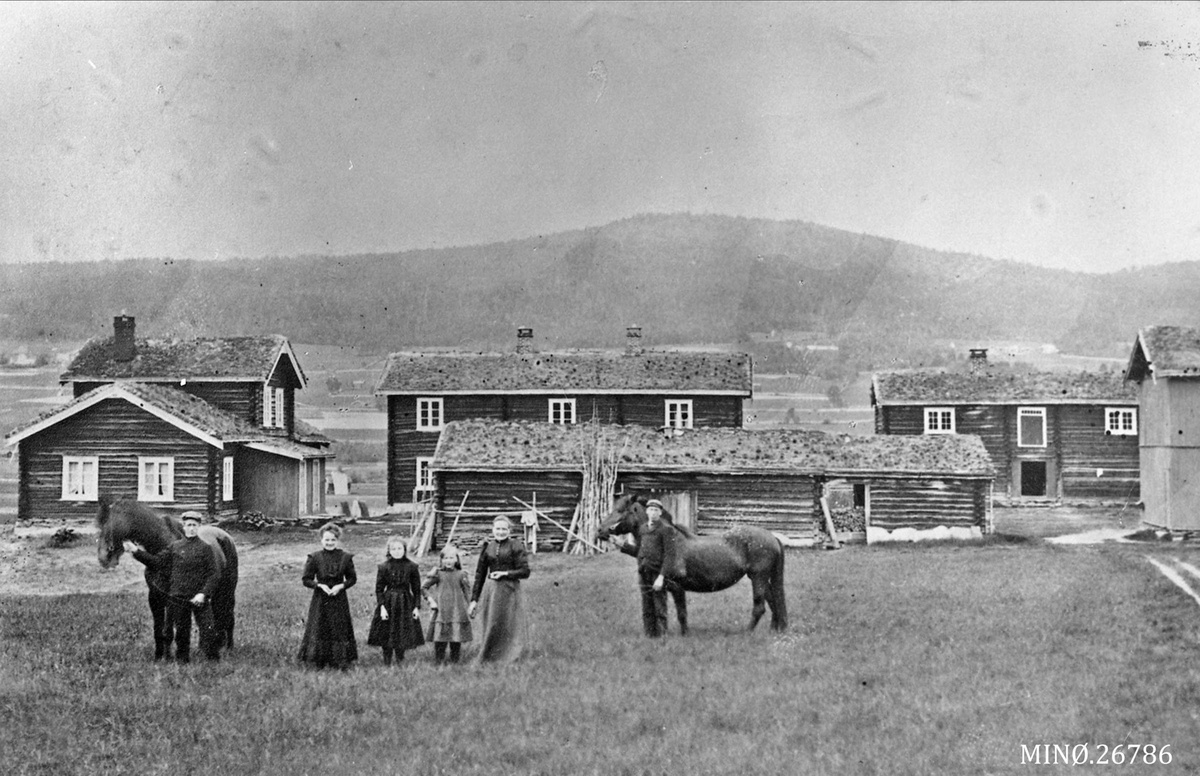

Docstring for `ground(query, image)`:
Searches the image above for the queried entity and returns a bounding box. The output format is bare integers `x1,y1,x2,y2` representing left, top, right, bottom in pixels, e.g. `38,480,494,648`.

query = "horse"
96,497,239,659
599,493,788,632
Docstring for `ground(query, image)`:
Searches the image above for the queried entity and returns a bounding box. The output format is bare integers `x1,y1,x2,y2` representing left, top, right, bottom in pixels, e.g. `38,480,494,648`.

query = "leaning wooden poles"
573,419,625,555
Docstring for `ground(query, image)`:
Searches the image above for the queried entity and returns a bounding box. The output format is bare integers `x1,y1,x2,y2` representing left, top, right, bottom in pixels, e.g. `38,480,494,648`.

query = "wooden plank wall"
867,478,988,530
237,447,299,520
1058,405,1139,500
436,470,582,551
18,399,215,521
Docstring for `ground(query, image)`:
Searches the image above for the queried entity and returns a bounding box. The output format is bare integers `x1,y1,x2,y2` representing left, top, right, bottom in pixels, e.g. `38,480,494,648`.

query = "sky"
2,1,1199,272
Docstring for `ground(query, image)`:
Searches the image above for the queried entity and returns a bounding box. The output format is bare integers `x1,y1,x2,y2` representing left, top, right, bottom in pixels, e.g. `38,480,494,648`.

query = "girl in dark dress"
366,536,425,665
469,515,531,663
298,523,358,670
422,543,473,664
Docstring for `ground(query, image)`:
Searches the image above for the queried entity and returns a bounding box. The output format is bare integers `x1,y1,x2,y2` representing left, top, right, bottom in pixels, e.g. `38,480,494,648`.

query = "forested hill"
2,213,1195,368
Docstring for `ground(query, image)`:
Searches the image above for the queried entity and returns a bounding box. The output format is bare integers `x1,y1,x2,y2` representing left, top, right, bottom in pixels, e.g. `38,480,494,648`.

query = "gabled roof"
871,369,1136,406
431,420,994,478
61,335,306,387
1126,326,1200,381
293,418,333,446
5,382,264,448
374,350,753,395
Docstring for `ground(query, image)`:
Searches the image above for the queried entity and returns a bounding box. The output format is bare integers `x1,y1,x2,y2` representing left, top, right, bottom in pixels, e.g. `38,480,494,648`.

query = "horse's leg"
669,584,688,636
748,573,769,631
214,581,235,650
149,588,168,660
767,545,788,632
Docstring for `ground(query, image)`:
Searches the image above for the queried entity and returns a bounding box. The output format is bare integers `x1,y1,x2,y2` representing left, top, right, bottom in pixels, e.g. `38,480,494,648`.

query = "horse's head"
598,492,646,542
96,496,123,569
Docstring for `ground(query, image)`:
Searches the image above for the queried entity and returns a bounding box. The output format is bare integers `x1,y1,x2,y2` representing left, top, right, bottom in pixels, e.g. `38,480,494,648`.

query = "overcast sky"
2,1,1198,271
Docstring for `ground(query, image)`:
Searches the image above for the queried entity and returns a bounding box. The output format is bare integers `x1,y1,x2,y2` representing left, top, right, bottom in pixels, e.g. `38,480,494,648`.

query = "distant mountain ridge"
1,213,1193,368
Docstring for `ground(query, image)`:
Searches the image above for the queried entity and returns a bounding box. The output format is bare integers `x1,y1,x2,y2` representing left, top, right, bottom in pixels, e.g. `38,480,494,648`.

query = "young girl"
366,536,425,665
298,523,358,670
421,544,473,664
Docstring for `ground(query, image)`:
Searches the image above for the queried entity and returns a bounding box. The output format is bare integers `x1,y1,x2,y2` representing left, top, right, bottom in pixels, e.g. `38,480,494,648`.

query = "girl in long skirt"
422,544,473,664
366,536,425,665
469,515,531,663
298,523,358,670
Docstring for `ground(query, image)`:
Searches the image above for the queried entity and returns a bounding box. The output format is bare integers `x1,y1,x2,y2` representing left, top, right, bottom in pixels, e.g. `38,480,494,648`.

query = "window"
1105,408,1137,436
311,459,322,511
1017,407,1047,448
549,399,576,424
415,457,434,494
417,398,444,431
665,400,693,429
222,457,234,502
61,456,98,500
924,407,955,434
138,457,174,502
262,385,285,428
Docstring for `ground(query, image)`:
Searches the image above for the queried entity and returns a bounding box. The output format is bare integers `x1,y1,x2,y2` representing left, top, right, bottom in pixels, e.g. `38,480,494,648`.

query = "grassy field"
3,520,1199,775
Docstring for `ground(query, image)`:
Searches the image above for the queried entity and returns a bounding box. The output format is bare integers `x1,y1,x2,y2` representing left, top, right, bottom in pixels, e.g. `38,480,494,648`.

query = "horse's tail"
768,538,788,631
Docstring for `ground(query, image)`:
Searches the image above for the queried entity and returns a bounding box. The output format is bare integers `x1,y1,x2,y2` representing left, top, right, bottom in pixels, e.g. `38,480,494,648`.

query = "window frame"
923,407,956,434
1017,406,1047,448
416,397,444,431
548,398,576,425
61,455,99,501
665,399,694,429
138,456,175,502
415,457,435,495
262,385,285,428
1105,407,1138,436
222,456,234,502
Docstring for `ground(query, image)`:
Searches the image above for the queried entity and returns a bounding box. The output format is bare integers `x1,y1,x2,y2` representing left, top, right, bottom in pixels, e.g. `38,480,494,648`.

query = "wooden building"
5,316,331,522
429,419,995,549
1125,325,1200,532
872,351,1139,504
374,326,753,506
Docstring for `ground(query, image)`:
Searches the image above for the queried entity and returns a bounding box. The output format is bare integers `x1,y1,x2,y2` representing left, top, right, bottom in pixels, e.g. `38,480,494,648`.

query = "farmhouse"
4,316,332,522
374,326,753,506
1125,325,1200,533
427,419,995,550
871,350,1139,504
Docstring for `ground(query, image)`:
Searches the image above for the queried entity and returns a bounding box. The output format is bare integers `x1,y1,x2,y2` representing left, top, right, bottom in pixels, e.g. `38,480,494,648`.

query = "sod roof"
1127,325,1200,380
62,335,303,384
871,369,1136,405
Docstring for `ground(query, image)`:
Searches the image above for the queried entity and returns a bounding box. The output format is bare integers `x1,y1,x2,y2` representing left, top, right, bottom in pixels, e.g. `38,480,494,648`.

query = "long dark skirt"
298,591,358,668
366,589,426,651
474,578,528,664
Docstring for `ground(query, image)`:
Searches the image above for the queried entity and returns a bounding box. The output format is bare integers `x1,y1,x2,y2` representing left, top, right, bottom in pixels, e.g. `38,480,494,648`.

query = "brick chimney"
516,326,534,354
113,314,136,362
968,348,988,374
625,325,643,356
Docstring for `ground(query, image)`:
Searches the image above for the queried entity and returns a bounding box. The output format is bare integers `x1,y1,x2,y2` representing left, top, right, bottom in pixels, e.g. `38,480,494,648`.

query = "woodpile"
572,420,625,555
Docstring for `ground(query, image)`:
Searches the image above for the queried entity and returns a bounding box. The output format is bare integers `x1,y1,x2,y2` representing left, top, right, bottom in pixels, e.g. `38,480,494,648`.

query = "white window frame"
1105,407,1137,436
923,407,955,434
549,398,576,425
222,456,234,502
311,459,322,511
262,385,285,428
1017,407,1047,448
61,456,99,501
665,400,694,429
415,457,434,495
138,457,175,502
417,398,444,431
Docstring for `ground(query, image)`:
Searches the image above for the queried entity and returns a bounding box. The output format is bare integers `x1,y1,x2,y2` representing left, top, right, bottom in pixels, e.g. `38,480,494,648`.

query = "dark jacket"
134,536,220,599
471,538,530,602
637,519,679,582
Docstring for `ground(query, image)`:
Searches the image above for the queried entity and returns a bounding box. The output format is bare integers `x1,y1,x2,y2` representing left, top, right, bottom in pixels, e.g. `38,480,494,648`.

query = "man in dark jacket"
133,511,221,662
636,499,678,638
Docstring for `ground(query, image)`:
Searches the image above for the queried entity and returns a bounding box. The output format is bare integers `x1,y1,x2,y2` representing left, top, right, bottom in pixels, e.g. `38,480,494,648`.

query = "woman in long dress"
298,523,358,670
469,515,531,663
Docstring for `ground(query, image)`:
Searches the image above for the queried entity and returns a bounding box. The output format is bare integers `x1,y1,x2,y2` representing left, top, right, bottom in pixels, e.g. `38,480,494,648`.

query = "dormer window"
262,385,285,428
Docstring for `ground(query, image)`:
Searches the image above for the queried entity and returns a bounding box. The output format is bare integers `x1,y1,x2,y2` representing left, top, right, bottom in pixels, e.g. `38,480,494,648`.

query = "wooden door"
661,491,698,532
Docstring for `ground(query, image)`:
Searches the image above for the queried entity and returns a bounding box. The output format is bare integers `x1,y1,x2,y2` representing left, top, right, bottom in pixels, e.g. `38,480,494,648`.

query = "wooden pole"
820,494,842,549
561,502,580,553
512,495,605,553
445,491,470,547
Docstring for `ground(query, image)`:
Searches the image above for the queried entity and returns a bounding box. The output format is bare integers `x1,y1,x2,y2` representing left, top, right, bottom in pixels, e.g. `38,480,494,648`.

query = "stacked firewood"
572,422,625,555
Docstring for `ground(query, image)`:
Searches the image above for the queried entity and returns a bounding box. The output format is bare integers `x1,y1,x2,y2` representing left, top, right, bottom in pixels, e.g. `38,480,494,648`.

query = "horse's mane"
97,497,182,548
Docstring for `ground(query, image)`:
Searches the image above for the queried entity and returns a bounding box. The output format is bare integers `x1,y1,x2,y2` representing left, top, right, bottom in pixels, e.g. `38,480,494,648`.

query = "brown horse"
599,493,788,632
96,497,239,659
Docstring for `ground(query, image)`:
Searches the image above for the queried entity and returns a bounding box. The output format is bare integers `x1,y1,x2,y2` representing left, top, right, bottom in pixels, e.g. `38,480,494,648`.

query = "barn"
428,420,995,550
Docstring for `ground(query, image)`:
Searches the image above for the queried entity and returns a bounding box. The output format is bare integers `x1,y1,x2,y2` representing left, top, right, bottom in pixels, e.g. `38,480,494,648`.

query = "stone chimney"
516,326,534,355
625,325,643,356
113,314,136,362
968,348,988,374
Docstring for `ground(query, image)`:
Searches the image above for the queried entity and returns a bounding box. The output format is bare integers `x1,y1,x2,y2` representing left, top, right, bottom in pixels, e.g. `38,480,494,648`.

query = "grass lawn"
2,529,1199,775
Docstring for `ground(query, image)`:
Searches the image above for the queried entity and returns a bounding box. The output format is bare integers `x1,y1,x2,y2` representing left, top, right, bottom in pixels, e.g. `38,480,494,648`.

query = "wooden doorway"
1019,460,1048,497
660,491,697,532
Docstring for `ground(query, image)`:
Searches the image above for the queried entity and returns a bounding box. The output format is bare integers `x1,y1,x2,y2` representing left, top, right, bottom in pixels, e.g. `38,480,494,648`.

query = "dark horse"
97,497,239,659
599,493,788,632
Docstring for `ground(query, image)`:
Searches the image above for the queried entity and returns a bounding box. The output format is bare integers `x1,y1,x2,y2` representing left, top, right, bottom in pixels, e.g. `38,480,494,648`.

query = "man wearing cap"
132,511,222,662
636,498,678,638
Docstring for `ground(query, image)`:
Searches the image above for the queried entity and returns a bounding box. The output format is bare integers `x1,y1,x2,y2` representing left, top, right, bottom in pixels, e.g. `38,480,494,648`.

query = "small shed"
430,420,995,549
1126,326,1200,532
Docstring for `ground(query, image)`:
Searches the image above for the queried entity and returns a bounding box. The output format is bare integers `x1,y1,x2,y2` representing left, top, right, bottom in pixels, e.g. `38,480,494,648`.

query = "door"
1020,460,1048,497
661,491,698,533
